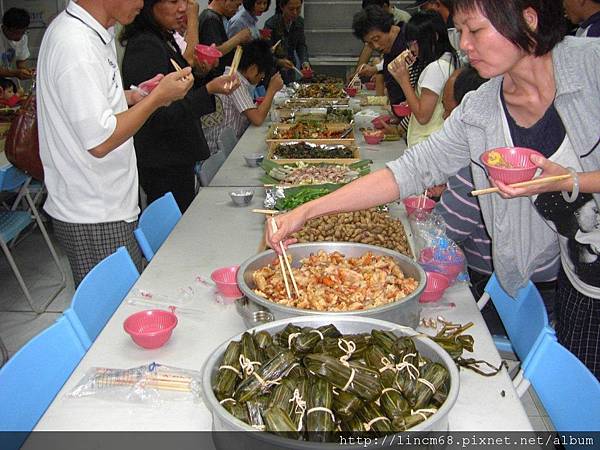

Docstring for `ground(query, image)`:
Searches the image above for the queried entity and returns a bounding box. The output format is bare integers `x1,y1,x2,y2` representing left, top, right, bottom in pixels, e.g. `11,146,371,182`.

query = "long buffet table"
30,106,534,439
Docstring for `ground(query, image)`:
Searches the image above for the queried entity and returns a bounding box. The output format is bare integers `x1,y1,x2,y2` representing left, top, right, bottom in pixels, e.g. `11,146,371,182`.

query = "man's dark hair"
352,5,394,40
452,0,565,56
405,11,455,66
238,39,274,75
0,77,16,92
119,0,174,47
453,65,487,103
243,0,272,13
361,0,390,9
2,8,30,29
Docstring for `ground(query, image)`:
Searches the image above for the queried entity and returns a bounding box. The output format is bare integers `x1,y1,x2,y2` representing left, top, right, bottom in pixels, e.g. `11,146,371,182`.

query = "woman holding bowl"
267,0,600,379
121,0,240,212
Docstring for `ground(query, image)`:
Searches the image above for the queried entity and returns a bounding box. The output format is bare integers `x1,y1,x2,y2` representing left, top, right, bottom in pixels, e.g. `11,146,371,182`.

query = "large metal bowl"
201,316,460,450
236,242,426,328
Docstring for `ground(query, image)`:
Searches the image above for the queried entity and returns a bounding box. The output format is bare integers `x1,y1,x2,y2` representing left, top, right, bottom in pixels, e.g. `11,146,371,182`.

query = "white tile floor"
0,226,553,430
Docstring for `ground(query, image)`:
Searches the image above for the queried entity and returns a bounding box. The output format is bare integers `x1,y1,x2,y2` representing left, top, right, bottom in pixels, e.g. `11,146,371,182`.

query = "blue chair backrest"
485,273,555,365
134,192,182,261
0,164,28,192
64,247,139,348
524,334,600,432
0,316,85,433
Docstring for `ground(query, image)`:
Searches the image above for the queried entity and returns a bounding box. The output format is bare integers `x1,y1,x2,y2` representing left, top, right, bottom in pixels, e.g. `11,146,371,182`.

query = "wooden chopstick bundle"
226,46,243,89
93,367,195,393
471,174,572,196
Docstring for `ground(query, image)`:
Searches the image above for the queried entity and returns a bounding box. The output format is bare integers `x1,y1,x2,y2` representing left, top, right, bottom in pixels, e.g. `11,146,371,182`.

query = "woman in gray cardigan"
267,0,600,379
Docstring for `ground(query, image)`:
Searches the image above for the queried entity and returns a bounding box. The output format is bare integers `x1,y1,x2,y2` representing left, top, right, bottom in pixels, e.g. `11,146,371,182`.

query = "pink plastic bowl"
363,130,384,145
419,271,450,303
481,147,543,185
301,68,314,79
371,115,391,129
345,87,357,97
392,102,411,117
419,247,465,283
403,196,436,215
364,81,376,90
259,28,272,39
211,265,243,298
255,96,265,106
194,44,223,65
124,310,178,349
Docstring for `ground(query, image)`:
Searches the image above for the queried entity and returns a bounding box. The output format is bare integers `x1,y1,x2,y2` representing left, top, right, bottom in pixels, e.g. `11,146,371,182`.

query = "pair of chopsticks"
226,45,243,89
347,64,365,88
471,174,572,196
170,58,191,81
419,189,429,208
271,39,282,52
252,209,279,215
270,218,299,300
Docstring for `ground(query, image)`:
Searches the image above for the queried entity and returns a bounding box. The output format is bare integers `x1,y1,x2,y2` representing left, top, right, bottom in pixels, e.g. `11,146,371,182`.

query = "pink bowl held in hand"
363,130,384,145
344,87,357,97
364,81,376,90
211,265,243,298
403,195,436,215
255,96,265,106
419,271,450,303
371,115,391,129
194,44,223,65
392,102,411,117
301,68,314,79
481,147,543,185
124,309,178,349
259,28,272,39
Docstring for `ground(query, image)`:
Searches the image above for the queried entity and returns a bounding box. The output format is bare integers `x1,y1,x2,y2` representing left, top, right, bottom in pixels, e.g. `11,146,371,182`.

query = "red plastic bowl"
301,68,314,79
124,310,178,349
344,87,357,97
403,195,436,215
371,115,391,129
194,44,223,65
364,81,376,90
255,96,265,106
259,28,272,39
211,265,243,298
419,247,465,283
363,130,384,145
419,271,450,303
481,147,543,185
392,102,411,117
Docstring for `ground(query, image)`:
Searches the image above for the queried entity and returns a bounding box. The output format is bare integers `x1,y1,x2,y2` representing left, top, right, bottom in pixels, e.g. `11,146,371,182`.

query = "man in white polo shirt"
37,0,193,286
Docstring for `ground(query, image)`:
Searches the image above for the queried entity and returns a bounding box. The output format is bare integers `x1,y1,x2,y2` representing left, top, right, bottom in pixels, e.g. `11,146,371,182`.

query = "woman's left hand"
206,74,241,95
387,50,413,83
492,154,572,198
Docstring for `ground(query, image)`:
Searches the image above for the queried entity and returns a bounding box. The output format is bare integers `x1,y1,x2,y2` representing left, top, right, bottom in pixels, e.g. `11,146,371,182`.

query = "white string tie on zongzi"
238,355,262,377
342,367,356,392
380,387,402,396
309,329,324,340
417,377,436,394
379,356,396,373
288,388,307,431
218,365,241,378
395,353,419,380
306,407,335,423
363,416,391,431
411,408,438,422
219,397,236,405
288,332,301,349
338,338,356,367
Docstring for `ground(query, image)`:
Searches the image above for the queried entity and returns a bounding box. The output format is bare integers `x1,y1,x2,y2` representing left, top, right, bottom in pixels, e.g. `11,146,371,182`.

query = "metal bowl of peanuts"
236,242,425,329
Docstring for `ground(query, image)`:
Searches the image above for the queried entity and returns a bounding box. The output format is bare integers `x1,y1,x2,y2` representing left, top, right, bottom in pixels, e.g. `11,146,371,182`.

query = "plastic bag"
68,362,202,405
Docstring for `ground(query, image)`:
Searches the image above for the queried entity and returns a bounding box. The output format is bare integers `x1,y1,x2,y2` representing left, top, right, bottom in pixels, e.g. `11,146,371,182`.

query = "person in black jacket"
120,0,240,212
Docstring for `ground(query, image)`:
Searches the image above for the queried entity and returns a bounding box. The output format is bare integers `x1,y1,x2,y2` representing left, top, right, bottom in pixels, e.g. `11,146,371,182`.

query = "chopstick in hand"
270,218,292,300
226,46,243,90
347,64,365,88
470,174,572,196
270,218,300,298
170,58,191,81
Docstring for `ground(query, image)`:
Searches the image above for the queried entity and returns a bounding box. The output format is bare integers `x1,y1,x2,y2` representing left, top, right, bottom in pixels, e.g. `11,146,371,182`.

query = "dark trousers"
138,165,196,213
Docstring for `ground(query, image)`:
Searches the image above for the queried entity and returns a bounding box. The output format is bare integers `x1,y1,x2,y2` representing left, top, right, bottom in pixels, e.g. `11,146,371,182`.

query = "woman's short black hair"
119,0,172,47
352,5,394,41
361,0,390,9
243,0,272,14
452,0,566,56
238,39,274,75
405,11,455,67
3,8,30,29
0,77,16,92
453,65,487,104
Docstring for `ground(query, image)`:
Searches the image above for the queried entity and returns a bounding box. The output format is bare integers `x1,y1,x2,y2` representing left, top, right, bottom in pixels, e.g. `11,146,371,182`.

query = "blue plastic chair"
0,316,85,435
477,273,556,395
64,247,140,349
523,333,600,432
134,192,182,261
0,164,66,313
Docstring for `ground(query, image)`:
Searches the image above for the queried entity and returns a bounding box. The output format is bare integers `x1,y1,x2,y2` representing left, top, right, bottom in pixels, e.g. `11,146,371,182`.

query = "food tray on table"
260,158,372,186
292,83,347,99
266,122,355,143
281,97,350,109
266,141,360,164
